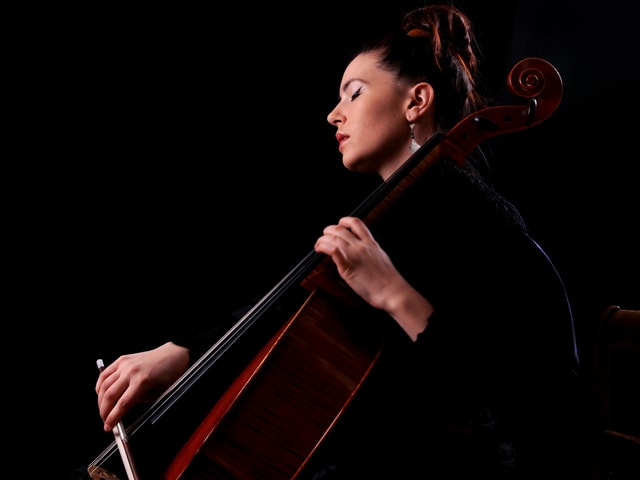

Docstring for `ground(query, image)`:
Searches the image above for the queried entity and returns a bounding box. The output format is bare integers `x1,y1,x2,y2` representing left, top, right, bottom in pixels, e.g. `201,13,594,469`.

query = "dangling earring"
409,123,421,153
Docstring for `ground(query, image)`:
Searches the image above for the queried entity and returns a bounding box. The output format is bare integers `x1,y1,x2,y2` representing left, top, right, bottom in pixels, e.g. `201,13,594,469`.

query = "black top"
176,155,581,480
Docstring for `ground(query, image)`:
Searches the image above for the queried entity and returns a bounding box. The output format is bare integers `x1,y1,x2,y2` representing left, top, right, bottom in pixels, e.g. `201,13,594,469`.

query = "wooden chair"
591,305,640,479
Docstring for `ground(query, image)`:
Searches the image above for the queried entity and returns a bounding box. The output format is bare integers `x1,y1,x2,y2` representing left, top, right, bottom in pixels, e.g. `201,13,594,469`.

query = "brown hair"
356,4,487,131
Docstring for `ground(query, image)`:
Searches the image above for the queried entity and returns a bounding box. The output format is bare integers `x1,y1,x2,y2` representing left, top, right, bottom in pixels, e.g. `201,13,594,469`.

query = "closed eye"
351,86,362,101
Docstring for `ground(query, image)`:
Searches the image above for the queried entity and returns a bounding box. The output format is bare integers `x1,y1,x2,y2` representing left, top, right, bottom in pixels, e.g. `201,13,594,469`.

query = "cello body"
87,57,563,480
164,286,383,479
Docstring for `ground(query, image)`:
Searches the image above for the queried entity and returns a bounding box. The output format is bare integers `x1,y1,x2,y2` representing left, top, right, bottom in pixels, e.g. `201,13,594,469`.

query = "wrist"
385,285,433,341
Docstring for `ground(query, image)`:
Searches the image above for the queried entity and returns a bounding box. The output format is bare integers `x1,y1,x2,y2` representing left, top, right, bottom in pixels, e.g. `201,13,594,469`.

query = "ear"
406,82,434,123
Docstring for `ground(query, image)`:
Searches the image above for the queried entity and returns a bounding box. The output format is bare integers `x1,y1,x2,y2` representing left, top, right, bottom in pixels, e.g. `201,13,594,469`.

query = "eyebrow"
340,77,365,97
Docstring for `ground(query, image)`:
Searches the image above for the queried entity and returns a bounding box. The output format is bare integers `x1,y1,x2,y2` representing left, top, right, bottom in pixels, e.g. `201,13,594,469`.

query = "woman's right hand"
96,341,190,432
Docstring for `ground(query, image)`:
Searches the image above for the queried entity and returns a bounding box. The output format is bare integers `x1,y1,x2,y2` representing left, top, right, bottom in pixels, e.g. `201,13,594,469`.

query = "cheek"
372,96,407,128
359,105,396,140
361,106,407,150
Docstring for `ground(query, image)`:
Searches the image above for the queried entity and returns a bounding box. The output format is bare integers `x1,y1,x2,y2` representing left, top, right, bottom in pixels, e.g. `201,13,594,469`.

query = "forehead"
340,50,393,88
344,51,382,75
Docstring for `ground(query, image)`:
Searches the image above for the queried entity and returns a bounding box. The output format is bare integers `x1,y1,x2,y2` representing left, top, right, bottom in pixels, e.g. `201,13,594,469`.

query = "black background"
14,1,638,477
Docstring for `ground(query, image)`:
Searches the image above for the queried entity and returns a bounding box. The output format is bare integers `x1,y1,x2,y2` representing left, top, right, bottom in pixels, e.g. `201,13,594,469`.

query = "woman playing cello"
96,4,581,478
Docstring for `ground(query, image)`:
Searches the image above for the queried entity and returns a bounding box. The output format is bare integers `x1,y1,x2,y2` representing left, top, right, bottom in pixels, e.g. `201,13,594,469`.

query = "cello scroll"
358,57,563,231
440,57,563,165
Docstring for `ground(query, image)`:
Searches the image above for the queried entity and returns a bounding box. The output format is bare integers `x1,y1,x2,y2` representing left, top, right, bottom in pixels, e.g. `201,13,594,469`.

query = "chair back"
591,305,640,479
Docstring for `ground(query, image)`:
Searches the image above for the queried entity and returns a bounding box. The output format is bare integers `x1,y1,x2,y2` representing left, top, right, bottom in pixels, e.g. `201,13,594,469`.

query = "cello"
87,57,563,480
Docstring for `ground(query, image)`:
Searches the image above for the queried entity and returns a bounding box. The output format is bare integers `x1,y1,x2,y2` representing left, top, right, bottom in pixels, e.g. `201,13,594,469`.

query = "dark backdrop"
17,1,638,477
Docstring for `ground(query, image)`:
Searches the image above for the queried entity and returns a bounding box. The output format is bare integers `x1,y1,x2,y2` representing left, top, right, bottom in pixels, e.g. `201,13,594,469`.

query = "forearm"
383,283,434,341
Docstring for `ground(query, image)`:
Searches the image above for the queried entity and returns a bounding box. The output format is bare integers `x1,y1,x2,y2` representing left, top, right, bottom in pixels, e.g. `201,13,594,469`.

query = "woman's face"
327,50,414,180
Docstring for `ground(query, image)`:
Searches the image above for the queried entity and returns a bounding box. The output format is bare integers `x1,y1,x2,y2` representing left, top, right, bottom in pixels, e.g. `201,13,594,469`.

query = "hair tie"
407,28,429,38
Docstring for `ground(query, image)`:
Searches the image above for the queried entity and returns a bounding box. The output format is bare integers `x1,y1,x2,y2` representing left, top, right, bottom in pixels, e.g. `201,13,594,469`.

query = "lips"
336,132,348,146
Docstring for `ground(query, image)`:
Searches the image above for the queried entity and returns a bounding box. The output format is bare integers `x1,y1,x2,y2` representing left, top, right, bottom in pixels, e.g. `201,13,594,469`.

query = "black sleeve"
170,303,254,365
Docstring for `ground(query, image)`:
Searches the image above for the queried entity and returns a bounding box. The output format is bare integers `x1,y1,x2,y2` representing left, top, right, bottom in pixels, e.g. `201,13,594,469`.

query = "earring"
409,123,421,153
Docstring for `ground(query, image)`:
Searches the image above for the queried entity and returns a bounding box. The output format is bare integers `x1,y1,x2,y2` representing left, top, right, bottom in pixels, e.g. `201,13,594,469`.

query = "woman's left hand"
314,216,433,340
314,216,405,311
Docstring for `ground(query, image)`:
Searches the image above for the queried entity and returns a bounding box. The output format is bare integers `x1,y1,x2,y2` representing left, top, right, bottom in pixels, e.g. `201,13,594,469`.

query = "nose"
327,104,343,126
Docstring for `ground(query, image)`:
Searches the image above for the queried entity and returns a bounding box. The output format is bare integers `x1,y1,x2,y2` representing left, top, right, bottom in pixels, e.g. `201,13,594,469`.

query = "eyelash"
351,87,362,101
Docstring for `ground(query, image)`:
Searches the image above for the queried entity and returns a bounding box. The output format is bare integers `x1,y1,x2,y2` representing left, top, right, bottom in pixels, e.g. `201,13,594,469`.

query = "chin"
342,157,367,173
